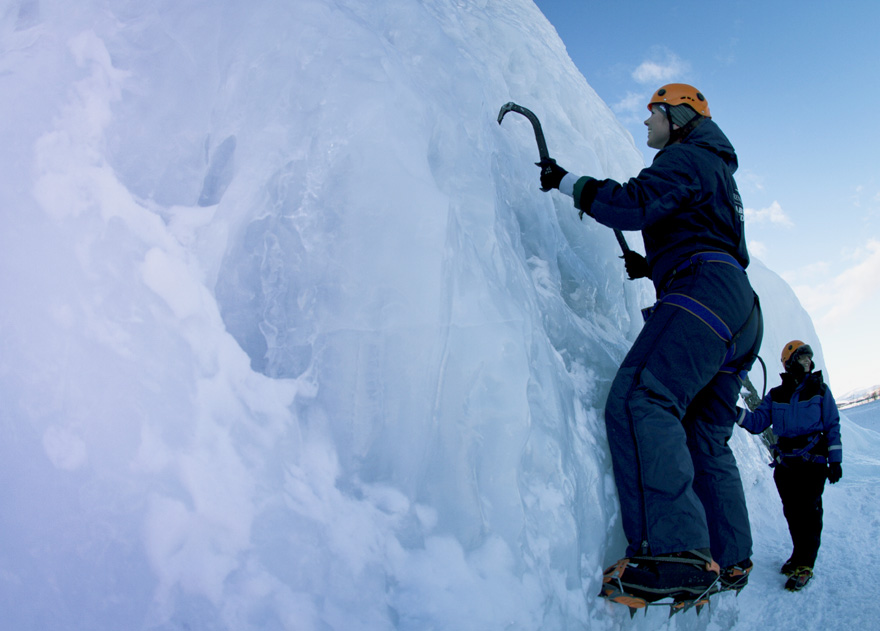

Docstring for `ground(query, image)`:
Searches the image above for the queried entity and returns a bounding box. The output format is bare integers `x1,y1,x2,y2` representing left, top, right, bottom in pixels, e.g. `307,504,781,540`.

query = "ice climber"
736,340,842,592
538,83,763,609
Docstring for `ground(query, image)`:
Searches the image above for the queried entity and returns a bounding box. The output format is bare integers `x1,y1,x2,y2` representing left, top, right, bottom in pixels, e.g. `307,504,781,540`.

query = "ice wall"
0,1,821,629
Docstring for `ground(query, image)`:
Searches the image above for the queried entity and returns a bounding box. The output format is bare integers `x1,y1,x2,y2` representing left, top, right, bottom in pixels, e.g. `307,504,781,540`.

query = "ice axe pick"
497,102,630,254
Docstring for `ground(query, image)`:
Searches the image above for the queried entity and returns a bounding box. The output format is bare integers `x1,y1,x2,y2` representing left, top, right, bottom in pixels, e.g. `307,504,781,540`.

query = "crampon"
598,553,721,618
784,566,813,592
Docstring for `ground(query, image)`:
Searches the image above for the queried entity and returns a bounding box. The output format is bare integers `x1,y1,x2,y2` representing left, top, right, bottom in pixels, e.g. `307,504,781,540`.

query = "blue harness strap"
661,293,732,340
663,251,745,290
639,251,760,372
641,293,750,370
642,251,745,322
662,293,738,366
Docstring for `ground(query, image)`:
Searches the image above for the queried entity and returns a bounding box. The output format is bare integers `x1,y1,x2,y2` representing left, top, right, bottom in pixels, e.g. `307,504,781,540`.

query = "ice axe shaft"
497,101,630,254
613,229,631,254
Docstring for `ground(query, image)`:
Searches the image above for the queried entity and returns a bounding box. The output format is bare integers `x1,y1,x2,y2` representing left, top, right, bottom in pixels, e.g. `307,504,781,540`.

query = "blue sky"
533,0,880,395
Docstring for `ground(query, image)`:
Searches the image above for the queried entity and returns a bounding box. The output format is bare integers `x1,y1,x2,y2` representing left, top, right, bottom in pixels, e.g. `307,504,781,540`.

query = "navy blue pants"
605,260,761,567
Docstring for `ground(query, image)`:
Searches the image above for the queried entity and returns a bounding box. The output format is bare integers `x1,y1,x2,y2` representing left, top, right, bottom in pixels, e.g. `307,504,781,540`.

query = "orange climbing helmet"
781,340,813,364
648,83,711,118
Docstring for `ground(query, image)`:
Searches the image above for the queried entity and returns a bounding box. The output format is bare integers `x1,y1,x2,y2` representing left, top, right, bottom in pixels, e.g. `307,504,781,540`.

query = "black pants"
773,458,828,568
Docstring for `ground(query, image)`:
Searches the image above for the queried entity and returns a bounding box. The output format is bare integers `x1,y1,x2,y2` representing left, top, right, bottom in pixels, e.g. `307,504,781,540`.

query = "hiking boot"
780,557,797,576
600,549,721,604
784,566,813,591
720,558,752,593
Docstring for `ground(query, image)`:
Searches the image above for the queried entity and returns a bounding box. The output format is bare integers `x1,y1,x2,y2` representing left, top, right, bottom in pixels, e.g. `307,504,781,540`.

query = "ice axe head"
496,102,550,161
497,102,521,124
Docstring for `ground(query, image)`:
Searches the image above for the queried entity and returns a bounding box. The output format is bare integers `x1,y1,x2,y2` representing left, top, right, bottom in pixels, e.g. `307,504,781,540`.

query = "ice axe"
497,102,630,254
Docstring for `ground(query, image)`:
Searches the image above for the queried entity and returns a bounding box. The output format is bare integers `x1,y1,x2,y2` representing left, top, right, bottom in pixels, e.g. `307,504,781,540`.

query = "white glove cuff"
558,172,579,197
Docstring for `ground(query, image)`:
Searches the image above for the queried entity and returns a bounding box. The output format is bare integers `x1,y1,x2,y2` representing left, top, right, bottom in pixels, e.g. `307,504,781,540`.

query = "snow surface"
1,0,878,629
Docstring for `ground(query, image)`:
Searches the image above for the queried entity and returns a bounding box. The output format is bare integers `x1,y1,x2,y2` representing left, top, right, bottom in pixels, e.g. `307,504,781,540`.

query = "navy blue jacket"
738,370,842,464
573,119,748,292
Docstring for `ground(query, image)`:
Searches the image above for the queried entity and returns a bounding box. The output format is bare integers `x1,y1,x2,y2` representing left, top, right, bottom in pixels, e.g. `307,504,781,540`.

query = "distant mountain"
839,385,880,408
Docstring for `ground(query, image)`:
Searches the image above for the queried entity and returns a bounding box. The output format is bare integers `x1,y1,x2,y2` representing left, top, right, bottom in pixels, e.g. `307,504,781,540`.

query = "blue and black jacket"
572,118,748,293
737,370,842,465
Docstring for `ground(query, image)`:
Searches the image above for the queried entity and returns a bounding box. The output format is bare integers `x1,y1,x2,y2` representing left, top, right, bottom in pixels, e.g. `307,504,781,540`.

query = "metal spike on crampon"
670,595,710,617
599,583,648,614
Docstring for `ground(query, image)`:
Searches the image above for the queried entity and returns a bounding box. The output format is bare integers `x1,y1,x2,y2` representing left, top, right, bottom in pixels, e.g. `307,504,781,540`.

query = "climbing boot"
600,549,721,605
719,558,752,594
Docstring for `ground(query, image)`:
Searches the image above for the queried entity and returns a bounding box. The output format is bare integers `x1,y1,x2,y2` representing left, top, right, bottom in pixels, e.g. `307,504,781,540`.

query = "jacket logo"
732,185,744,223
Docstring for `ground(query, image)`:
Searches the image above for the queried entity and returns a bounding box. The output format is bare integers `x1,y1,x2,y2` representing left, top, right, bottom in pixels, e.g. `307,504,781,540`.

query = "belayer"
538,84,763,609
736,340,842,591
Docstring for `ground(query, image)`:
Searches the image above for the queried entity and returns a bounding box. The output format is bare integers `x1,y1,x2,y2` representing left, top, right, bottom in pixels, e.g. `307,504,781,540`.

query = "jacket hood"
683,119,738,173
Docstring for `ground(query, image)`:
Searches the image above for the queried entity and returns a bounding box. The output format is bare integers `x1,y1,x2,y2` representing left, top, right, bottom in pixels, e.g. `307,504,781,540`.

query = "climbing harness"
770,432,828,467
640,251,762,372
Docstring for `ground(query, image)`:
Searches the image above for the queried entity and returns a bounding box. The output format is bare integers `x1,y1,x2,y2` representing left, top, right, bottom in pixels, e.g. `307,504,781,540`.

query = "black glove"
622,250,650,280
827,462,842,484
536,158,567,192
